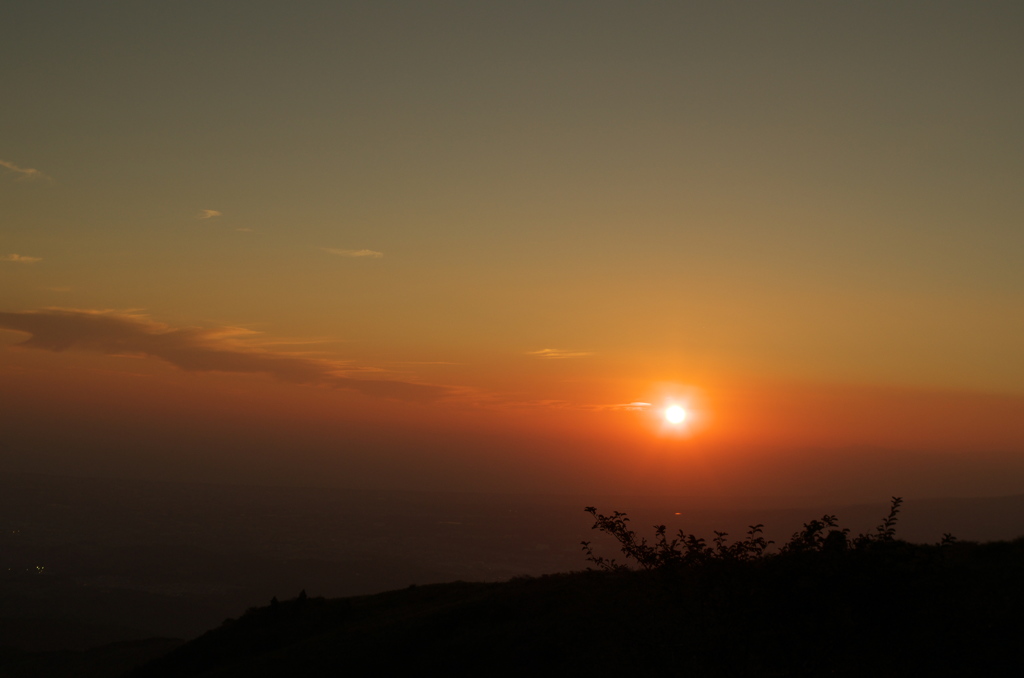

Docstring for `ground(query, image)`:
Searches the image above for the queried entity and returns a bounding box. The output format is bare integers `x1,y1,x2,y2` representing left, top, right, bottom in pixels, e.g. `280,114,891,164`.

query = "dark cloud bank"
0,309,448,402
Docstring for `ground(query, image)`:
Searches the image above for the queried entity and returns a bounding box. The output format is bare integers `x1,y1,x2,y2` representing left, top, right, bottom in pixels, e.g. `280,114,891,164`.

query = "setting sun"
665,405,688,425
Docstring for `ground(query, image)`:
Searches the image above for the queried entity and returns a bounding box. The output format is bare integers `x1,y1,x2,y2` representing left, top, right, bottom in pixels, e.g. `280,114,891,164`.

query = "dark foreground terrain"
121,536,1022,677
11,530,1017,677
3,483,1024,677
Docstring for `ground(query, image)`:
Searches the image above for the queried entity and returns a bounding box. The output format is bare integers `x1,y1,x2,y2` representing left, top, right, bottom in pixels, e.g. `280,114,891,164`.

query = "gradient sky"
2,2,1023,500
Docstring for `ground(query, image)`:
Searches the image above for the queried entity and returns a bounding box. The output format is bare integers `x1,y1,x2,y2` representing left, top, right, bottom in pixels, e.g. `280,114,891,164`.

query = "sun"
664,405,687,425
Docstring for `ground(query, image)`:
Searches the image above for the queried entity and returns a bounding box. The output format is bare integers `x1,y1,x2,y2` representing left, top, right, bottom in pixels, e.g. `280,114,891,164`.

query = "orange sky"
2,3,1023,501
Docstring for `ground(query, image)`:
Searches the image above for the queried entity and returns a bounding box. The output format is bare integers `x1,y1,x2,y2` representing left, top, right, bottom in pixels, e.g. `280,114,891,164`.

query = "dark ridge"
128,537,1024,677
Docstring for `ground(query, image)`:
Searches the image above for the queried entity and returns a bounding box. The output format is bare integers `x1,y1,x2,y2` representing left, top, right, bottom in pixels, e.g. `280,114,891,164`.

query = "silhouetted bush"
581,496,911,570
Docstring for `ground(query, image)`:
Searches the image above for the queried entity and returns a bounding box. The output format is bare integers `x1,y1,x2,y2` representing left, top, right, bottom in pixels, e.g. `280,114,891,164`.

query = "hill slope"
131,538,1024,677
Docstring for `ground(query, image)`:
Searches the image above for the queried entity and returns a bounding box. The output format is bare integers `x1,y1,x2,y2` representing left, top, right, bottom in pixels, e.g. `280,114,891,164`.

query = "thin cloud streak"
1,254,42,263
197,209,222,220
527,348,594,359
322,248,383,258
530,400,652,411
0,309,450,402
0,159,47,180
601,401,652,411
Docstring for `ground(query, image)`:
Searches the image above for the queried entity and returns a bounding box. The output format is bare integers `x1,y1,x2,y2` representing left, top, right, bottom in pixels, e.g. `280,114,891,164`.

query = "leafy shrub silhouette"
582,496,908,570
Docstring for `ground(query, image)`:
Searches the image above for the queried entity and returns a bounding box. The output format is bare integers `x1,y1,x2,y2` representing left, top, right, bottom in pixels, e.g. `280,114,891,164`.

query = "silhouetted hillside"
129,536,1024,677
6,481,1024,677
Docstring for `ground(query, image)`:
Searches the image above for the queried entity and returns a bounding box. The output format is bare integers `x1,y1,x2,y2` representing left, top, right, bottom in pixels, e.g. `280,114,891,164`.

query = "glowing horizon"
2,2,1023,500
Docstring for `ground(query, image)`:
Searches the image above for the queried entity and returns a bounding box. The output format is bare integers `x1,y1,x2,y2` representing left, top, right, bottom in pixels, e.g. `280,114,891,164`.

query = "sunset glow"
4,8,1024,675
1,3,1023,502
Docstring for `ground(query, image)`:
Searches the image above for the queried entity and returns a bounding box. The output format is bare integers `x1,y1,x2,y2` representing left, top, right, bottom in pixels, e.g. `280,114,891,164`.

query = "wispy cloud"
527,348,594,359
0,309,450,402
197,209,222,220
1,254,41,264
322,248,384,258
0,159,47,180
599,401,652,411
401,361,462,366
509,399,652,412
